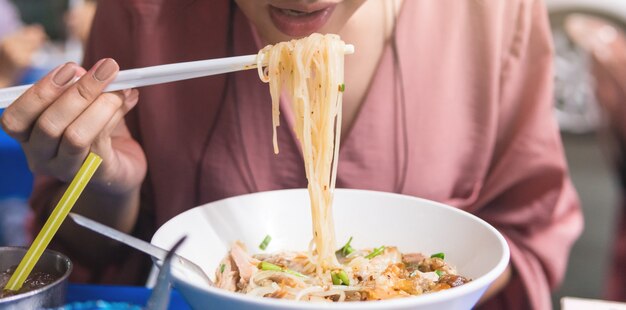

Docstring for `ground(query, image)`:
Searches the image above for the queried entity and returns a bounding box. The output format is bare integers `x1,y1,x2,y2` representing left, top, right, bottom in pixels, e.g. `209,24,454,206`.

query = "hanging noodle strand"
257,33,345,271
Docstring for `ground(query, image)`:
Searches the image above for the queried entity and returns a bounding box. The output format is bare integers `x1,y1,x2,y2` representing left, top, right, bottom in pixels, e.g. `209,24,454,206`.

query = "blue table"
66,284,192,309
0,109,33,200
0,68,48,200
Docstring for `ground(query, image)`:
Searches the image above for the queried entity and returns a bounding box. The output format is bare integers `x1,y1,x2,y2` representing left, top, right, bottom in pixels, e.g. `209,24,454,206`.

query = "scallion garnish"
331,270,350,286
336,270,350,286
331,272,341,285
338,236,354,256
220,264,225,273
259,261,282,272
338,83,345,92
284,269,307,278
259,235,272,250
365,246,386,259
430,252,445,260
258,261,307,278
435,270,443,277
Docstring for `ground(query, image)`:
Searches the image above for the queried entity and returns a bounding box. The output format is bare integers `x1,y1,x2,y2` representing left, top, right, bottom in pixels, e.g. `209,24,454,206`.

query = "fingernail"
52,63,76,86
94,59,118,82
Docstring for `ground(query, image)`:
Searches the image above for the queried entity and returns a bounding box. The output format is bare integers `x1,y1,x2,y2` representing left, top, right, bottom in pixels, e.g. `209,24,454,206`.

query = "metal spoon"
69,213,213,285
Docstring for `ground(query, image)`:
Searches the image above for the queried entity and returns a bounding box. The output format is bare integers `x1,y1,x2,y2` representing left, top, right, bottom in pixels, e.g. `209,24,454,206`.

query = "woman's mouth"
269,4,336,37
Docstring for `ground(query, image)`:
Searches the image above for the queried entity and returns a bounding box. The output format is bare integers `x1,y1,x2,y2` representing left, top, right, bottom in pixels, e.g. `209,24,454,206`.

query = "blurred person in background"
580,17,626,303
0,0,96,246
0,0,20,38
0,0,46,247
65,0,97,48
0,0,46,88
565,14,626,302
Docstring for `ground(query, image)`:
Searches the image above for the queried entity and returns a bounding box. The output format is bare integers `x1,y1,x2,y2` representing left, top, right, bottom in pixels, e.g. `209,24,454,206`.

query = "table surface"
0,68,52,199
0,112,33,199
66,284,192,310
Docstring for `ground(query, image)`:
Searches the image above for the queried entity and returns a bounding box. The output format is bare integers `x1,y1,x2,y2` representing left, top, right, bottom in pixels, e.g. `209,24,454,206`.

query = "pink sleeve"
476,1,583,309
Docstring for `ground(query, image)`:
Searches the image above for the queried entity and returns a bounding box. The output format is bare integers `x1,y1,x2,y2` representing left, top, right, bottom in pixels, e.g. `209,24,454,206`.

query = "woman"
0,0,582,309
561,14,626,302
65,0,98,48
0,0,46,88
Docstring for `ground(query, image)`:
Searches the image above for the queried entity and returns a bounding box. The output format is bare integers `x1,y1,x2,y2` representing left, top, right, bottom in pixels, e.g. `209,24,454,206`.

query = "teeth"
281,8,310,16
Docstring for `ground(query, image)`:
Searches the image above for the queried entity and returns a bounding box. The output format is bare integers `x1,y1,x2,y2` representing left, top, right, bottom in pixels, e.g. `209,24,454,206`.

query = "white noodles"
295,286,325,301
248,282,280,297
258,33,345,271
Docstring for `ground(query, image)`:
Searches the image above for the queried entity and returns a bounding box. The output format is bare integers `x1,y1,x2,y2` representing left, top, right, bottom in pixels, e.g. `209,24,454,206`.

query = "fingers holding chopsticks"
52,89,139,180
27,59,119,160
1,62,83,142
0,58,139,182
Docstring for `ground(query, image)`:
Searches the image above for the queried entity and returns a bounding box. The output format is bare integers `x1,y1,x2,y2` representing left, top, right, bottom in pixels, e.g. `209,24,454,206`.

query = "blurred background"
0,0,625,307
0,0,95,246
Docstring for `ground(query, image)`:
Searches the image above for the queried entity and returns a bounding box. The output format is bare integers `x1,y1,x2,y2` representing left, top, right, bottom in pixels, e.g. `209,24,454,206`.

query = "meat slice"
215,256,238,291
402,253,425,265
402,252,425,272
438,274,470,287
230,241,260,283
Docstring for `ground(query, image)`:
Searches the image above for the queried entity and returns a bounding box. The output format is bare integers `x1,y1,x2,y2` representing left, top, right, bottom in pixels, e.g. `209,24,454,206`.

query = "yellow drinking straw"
4,152,102,291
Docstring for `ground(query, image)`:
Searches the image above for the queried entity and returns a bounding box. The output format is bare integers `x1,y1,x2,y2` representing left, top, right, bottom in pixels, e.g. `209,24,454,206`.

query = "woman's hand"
0,59,147,196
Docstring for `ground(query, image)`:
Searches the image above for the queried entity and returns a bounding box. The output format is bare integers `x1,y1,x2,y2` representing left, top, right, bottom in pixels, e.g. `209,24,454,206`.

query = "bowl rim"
155,188,511,308
0,246,73,303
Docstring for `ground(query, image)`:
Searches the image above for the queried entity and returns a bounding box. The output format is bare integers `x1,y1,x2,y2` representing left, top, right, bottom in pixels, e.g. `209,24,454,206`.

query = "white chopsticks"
0,44,355,109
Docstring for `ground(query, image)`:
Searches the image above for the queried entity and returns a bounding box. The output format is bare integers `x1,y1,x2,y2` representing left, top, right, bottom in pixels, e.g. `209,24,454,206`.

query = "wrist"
88,141,147,197
88,172,145,199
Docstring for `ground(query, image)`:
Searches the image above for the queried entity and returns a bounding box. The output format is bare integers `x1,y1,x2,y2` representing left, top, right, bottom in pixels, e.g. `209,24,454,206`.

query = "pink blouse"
31,0,583,309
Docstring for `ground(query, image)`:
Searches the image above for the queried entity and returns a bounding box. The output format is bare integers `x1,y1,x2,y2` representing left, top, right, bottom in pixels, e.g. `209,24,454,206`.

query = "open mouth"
280,8,315,17
268,4,336,37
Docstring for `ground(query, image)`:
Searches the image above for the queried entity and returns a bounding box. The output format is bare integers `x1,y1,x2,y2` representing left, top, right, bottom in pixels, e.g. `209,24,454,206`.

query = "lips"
269,4,336,37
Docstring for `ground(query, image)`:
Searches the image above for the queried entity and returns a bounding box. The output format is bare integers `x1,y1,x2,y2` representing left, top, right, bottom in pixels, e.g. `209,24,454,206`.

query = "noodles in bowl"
215,241,470,302
151,189,510,310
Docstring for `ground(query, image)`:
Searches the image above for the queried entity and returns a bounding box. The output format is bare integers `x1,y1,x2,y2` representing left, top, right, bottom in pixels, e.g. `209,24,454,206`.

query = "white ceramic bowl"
151,189,509,310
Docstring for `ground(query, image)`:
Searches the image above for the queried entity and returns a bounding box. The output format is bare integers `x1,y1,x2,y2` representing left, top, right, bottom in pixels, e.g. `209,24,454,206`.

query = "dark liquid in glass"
0,266,59,298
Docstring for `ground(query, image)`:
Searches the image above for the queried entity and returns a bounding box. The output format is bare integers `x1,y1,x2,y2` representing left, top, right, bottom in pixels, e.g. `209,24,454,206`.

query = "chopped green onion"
258,261,282,272
220,264,225,273
430,252,445,260
284,269,307,278
435,270,443,277
258,261,307,278
365,246,386,259
338,83,345,92
338,236,354,256
259,235,272,250
336,270,350,286
331,270,350,286
331,272,341,285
